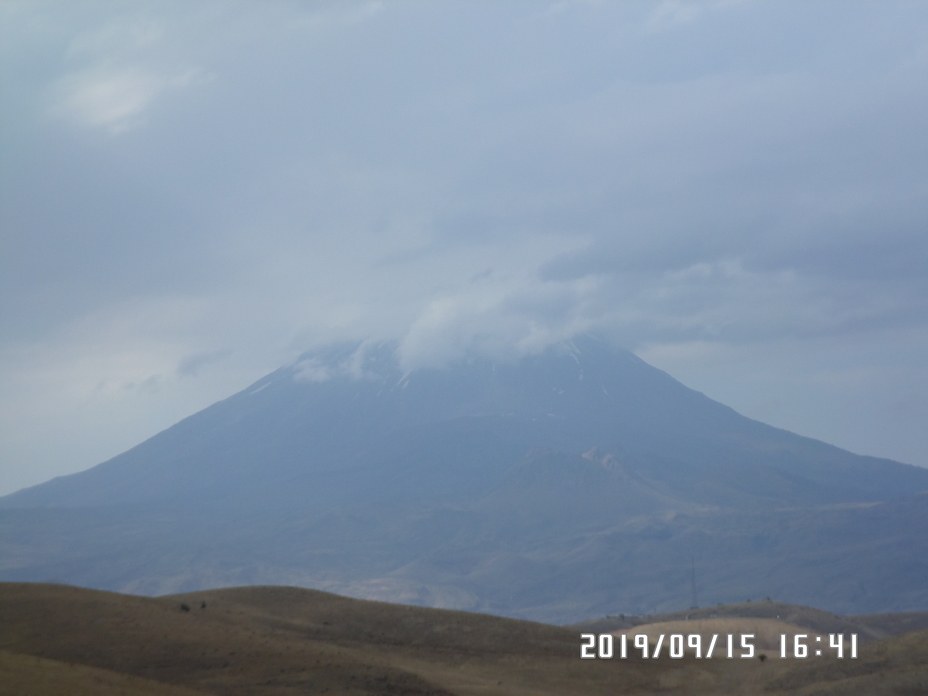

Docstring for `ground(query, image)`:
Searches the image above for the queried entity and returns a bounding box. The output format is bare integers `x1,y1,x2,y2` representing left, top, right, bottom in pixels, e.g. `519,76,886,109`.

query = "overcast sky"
2,0,927,496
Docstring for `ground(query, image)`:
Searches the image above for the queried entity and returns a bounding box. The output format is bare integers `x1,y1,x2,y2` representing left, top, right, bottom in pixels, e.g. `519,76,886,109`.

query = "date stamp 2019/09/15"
580,633,858,660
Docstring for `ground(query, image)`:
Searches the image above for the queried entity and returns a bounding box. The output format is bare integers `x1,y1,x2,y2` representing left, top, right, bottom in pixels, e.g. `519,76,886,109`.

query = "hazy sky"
2,0,927,496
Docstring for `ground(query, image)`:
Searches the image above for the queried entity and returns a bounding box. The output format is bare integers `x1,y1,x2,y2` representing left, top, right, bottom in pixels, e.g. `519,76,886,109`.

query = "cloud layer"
2,0,927,493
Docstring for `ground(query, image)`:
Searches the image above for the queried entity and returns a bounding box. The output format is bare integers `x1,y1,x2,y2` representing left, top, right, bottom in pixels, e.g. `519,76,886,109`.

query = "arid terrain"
569,599,928,644
2,583,926,695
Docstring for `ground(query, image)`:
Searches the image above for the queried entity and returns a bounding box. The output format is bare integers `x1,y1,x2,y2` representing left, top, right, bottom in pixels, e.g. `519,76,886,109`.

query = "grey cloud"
176,349,233,378
2,0,928,494
122,374,165,394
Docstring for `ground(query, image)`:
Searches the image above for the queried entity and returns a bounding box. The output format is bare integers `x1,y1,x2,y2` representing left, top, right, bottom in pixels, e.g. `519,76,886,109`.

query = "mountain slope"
4,336,925,511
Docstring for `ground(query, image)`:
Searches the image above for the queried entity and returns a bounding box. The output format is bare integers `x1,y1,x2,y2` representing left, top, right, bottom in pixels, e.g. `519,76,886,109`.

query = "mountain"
2,336,927,622
4,336,922,510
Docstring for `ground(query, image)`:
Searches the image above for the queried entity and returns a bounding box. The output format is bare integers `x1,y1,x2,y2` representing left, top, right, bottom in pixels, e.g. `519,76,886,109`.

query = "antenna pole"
691,556,698,609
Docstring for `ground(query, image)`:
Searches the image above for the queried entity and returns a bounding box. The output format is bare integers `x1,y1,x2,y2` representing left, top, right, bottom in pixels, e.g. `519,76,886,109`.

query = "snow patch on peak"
292,340,399,384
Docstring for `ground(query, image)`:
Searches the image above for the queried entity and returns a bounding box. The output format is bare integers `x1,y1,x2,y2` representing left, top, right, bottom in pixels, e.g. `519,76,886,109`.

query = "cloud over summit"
2,0,927,494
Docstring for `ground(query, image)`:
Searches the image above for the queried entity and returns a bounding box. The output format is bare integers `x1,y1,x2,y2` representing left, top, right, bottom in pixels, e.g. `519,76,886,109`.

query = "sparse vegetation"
2,583,926,696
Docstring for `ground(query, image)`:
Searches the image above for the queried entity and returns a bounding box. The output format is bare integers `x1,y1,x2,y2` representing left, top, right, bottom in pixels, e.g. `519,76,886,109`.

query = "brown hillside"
615,617,825,652
0,650,208,696
848,610,928,640
1,583,925,696
763,629,928,695
568,599,928,645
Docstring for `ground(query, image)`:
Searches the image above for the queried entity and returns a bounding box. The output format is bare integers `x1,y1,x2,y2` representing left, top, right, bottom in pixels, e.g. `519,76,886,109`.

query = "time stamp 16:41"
580,633,858,660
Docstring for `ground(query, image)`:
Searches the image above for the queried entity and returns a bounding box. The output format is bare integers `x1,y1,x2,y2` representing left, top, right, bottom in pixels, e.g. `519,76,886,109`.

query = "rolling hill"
2,583,926,696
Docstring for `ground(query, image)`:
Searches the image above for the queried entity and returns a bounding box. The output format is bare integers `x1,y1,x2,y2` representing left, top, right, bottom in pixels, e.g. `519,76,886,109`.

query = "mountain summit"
3,336,927,621
5,336,921,510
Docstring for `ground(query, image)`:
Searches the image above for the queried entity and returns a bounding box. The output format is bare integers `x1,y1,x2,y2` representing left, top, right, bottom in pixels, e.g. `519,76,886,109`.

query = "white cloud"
293,357,336,382
52,66,200,132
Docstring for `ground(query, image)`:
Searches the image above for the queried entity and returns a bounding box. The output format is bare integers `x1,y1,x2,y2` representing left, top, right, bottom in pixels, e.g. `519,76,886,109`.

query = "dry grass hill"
610,618,826,653
2,583,927,695
569,599,928,644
